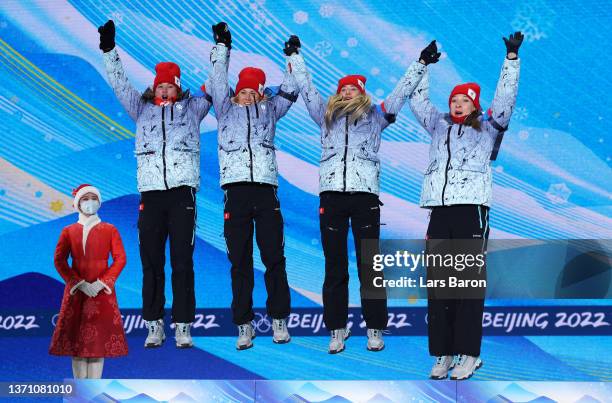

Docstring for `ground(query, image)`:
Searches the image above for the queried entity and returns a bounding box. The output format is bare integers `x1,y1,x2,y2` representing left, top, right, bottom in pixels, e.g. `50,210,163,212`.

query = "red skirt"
49,287,128,358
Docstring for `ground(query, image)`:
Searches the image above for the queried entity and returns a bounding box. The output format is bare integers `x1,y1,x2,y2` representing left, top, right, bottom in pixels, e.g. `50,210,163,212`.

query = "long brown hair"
463,108,483,131
324,93,372,128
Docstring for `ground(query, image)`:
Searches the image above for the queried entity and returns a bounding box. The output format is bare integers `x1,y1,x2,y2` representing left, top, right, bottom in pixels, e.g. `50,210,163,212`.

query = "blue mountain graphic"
168,392,198,403
296,382,333,401
366,393,395,403
501,383,538,401
90,392,121,403
120,392,164,403
104,380,138,400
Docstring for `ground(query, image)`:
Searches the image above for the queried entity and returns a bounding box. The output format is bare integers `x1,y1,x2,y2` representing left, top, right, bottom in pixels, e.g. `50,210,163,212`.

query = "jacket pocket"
172,147,198,153
219,141,242,152
458,160,488,173
424,160,439,175
356,152,380,163
320,151,337,163
261,142,276,151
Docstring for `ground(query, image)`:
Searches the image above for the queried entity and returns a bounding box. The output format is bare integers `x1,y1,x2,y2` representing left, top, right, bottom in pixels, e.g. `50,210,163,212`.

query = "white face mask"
80,199,100,215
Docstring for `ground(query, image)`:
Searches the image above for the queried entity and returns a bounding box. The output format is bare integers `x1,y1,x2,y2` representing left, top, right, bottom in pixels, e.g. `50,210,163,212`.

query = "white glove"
89,280,107,296
77,282,97,298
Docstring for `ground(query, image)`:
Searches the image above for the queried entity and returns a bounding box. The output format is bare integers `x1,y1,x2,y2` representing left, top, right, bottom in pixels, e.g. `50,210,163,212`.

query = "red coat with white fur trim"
49,222,128,358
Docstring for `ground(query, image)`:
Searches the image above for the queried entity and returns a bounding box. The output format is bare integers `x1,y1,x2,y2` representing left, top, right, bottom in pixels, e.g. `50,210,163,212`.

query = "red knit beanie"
337,74,366,94
448,82,481,110
235,67,266,96
154,62,181,90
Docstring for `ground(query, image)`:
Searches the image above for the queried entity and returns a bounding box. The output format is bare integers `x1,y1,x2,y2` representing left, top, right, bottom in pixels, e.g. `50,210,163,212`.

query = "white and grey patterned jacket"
103,48,211,192
410,58,521,207
287,53,426,195
209,45,298,187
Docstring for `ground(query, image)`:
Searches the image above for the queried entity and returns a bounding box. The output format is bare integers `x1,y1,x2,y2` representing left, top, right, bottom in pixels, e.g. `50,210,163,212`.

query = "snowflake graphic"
12,110,23,121
44,133,54,142
319,4,335,18
511,0,555,42
314,41,333,58
217,1,238,16
50,200,64,213
371,67,380,76
518,130,529,140
293,10,308,25
340,50,349,58
346,37,358,47
546,183,571,204
110,12,124,25
513,106,528,121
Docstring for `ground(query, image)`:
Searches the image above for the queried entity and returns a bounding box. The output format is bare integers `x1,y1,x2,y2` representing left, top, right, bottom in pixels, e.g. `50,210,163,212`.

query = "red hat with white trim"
235,67,266,96
337,74,367,94
72,184,102,210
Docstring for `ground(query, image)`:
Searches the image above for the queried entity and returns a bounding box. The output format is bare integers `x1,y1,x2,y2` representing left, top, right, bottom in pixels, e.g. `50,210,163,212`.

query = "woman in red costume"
49,184,128,378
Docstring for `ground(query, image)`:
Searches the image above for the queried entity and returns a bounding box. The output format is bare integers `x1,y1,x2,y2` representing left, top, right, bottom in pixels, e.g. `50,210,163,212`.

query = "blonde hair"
230,93,267,104
324,93,372,128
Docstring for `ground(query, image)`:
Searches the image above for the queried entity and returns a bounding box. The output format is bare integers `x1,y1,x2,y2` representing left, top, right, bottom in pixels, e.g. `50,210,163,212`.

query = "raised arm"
270,71,299,120
209,22,233,117
265,36,301,120
378,60,426,130
488,31,523,129
409,41,443,135
99,20,145,120
285,37,326,127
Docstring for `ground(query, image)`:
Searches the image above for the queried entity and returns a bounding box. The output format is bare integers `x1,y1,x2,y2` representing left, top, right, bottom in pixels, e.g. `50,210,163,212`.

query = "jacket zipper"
246,106,254,182
161,105,169,190
342,115,349,191
441,124,459,205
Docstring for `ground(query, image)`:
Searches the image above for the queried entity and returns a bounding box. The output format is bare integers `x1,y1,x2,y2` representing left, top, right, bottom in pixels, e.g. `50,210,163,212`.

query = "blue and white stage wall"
0,0,611,383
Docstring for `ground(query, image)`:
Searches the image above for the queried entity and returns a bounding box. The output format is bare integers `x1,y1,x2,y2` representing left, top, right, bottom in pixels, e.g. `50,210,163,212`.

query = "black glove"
98,20,115,53
419,40,441,66
503,31,523,58
212,22,232,49
283,35,301,56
